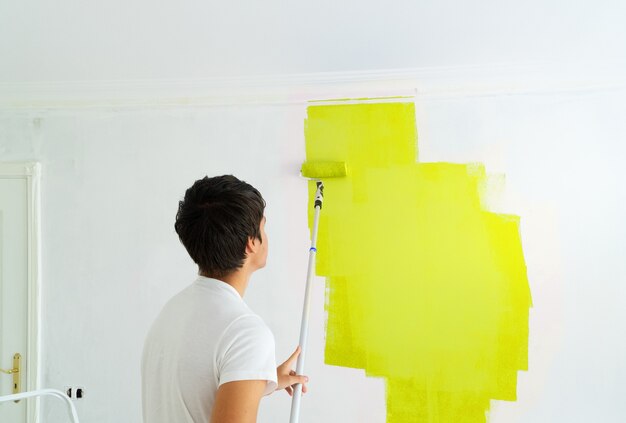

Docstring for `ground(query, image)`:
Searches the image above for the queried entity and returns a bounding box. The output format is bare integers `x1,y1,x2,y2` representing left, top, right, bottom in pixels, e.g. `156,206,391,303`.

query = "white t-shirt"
141,276,278,423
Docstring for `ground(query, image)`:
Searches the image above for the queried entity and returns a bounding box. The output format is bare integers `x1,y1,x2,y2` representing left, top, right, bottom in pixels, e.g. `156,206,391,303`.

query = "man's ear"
245,236,258,254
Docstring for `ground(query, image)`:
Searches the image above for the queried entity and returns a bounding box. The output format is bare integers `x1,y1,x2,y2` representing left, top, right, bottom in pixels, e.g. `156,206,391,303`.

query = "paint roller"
289,161,347,423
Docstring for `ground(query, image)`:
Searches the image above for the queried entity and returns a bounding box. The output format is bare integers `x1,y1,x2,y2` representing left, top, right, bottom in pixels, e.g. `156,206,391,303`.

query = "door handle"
0,353,21,402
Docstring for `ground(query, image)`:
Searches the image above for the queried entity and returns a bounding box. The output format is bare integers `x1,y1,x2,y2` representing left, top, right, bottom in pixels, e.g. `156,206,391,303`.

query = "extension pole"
289,181,324,423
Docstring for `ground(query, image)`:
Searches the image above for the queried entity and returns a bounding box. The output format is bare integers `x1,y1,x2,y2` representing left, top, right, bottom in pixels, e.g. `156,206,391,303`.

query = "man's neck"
208,268,251,298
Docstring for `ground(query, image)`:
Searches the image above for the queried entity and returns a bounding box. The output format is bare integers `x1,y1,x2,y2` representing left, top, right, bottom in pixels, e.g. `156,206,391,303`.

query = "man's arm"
210,380,267,423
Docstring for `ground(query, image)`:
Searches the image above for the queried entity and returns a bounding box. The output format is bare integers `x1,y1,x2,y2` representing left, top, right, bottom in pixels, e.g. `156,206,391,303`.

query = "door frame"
0,162,41,423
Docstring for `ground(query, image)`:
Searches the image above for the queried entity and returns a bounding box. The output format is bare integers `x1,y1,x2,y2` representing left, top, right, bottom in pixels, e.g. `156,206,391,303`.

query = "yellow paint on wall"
304,102,532,422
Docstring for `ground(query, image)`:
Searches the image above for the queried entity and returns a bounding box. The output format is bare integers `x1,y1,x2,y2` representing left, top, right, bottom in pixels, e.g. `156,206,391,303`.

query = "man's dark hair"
174,175,266,278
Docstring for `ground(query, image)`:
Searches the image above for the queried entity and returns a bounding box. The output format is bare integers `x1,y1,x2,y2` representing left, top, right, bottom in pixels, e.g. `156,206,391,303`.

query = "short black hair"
174,175,266,278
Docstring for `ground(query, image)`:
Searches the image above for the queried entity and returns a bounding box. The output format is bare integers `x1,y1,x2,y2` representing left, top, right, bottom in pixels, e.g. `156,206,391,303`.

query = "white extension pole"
0,389,80,423
289,182,324,423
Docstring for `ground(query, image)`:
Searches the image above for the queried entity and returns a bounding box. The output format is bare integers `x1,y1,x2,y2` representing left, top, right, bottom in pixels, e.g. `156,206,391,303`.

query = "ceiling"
2,0,625,84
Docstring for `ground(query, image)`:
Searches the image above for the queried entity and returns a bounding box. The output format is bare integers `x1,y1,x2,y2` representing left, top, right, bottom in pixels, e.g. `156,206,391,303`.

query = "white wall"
1,81,625,422
0,104,322,421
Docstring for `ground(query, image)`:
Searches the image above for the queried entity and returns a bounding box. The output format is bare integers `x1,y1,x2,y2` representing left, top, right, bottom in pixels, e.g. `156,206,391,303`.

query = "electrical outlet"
63,386,85,400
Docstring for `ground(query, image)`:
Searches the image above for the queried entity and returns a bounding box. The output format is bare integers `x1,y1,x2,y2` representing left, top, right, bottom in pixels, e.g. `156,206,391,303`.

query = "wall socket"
64,386,85,400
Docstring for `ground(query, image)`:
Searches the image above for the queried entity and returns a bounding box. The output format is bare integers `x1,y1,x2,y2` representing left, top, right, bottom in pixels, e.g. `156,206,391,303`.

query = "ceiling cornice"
1,61,624,110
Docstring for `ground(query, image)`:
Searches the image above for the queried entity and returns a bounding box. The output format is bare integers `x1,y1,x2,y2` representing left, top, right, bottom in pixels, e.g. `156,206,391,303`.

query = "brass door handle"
1,353,21,402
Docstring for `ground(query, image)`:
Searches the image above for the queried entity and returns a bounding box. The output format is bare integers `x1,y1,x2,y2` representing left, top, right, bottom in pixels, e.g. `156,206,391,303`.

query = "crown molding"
1,61,625,110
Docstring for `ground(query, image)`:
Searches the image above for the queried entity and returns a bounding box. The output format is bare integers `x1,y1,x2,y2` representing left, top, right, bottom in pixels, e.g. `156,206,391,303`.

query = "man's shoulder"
219,312,274,346
224,311,270,334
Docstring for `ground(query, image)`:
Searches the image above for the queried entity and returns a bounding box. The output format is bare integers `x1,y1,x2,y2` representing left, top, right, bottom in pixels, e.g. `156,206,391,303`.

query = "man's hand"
276,345,309,396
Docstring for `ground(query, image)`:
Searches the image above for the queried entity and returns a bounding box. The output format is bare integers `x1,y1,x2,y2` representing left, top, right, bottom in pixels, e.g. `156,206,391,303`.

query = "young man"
142,175,309,423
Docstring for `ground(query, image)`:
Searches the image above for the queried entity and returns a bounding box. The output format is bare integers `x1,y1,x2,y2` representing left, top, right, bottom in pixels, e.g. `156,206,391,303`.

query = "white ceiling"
2,0,625,83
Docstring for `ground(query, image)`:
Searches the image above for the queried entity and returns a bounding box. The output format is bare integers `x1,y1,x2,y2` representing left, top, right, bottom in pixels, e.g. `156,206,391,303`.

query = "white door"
0,163,40,423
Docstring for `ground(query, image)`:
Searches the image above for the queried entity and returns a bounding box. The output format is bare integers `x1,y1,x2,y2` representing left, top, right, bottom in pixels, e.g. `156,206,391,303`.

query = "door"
0,163,40,423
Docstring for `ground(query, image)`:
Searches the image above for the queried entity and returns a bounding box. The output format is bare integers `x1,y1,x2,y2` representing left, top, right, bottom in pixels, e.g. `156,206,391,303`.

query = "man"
142,175,309,423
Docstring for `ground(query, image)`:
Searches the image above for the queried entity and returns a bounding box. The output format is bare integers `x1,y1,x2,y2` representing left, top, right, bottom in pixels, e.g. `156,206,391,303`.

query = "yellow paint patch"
304,102,532,422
